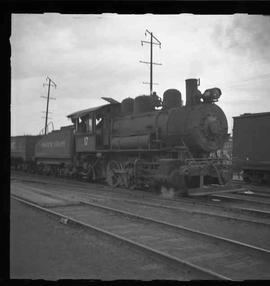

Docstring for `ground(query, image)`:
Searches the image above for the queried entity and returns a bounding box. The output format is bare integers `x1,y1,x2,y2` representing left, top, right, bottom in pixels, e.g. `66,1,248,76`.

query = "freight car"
232,112,270,184
11,135,42,171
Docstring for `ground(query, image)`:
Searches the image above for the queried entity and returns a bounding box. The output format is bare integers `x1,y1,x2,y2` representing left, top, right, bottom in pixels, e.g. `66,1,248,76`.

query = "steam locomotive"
11,78,231,194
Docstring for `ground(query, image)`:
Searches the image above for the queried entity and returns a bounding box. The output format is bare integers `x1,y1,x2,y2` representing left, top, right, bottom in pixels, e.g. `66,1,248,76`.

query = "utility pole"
140,29,162,95
41,76,56,135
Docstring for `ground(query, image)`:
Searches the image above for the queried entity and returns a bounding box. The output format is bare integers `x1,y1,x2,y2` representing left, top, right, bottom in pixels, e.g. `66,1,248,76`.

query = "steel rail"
79,199,270,255
14,180,270,228
210,193,270,205
55,188,270,227
10,172,267,198
14,180,270,255
11,195,230,280
244,192,270,198
28,182,270,227
11,172,270,220
12,175,270,223
13,180,270,264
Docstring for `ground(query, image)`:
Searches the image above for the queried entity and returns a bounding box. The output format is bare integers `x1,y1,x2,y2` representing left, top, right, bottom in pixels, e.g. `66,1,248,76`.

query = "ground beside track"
10,172,270,280
10,199,187,280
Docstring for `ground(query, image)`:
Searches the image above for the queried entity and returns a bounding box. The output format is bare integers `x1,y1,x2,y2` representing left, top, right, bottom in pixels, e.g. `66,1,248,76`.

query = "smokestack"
185,78,199,106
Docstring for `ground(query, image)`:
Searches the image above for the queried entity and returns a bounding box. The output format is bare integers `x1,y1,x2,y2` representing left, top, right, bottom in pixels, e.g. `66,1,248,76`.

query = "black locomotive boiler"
103,78,231,192
13,78,231,195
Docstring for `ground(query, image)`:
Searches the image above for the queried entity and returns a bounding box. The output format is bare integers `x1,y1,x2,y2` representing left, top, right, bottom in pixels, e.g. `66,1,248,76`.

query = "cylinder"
134,95,154,114
121,97,134,116
162,89,182,110
185,78,199,106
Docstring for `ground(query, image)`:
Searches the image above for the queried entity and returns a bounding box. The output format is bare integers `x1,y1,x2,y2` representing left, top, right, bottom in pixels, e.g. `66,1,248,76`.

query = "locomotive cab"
68,102,121,152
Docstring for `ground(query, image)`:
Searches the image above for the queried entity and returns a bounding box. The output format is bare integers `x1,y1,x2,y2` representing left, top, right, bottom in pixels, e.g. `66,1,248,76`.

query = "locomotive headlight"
202,88,222,102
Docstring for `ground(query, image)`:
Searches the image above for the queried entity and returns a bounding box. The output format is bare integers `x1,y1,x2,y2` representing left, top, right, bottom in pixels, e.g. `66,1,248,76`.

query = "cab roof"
67,102,121,120
67,104,109,119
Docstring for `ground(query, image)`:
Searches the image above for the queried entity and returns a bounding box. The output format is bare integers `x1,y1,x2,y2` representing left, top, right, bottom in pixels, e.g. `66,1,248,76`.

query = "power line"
140,29,162,95
41,76,57,135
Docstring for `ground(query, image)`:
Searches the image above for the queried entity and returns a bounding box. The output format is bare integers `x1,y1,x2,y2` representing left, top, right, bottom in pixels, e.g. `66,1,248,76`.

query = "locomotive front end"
108,78,231,192
167,78,228,156
158,79,231,191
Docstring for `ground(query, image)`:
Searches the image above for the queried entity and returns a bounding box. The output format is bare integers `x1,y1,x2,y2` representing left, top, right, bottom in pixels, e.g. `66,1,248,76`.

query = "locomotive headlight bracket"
202,88,222,103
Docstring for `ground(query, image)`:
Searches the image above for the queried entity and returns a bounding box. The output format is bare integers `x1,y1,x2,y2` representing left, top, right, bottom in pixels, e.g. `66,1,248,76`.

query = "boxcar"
11,135,42,170
232,112,270,183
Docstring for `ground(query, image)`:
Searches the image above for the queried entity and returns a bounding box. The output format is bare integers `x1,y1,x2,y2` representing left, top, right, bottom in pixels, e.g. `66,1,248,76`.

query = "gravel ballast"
10,198,188,280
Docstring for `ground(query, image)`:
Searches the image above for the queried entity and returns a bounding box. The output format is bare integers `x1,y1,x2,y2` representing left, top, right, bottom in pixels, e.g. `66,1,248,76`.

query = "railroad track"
209,192,270,205
232,180,270,194
13,171,270,197
12,181,270,251
246,192,270,198
11,173,270,222
203,192,270,213
14,180,270,225
11,191,270,280
235,188,270,199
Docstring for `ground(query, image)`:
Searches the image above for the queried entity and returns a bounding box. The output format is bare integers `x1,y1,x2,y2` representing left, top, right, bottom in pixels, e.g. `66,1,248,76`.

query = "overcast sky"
11,13,270,136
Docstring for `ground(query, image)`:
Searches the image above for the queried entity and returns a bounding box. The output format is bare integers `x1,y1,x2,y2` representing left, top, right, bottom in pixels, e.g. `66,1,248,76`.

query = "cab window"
76,118,86,133
86,117,93,133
